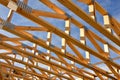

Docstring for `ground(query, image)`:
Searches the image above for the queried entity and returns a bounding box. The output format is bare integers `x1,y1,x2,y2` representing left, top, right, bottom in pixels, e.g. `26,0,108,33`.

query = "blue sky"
0,0,120,79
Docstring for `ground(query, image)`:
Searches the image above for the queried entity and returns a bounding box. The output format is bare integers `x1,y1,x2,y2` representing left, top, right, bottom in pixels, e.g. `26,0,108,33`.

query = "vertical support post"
87,0,96,62
61,18,71,66
63,19,74,66
103,14,111,61
32,43,37,66
46,32,52,54
61,18,74,74
23,48,28,70
46,31,52,77
34,52,39,66
80,27,90,62
32,43,37,54
61,18,71,53
71,60,75,70
88,1,96,21
103,14,120,78
104,43,109,53
103,15,112,33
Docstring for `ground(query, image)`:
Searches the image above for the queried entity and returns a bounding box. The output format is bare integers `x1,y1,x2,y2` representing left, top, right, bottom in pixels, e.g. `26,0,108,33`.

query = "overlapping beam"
0,17,118,79
1,0,118,69
0,0,119,80
58,0,120,46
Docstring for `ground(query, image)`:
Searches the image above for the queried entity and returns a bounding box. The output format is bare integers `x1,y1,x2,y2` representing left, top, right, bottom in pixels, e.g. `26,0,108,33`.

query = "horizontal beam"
0,1,118,78
0,62,47,79
0,37,24,41
40,0,65,14
32,9,68,19
58,0,120,46
77,0,108,15
0,55,71,80
0,0,119,79
1,0,118,69
0,25,116,79
15,26,48,31
0,41,93,79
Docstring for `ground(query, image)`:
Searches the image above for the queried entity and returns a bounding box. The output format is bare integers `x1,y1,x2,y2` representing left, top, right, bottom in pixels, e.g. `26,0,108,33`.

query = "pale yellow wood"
7,0,18,11
0,0,119,79
89,4,94,12
80,28,85,37
104,44,109,53
103,15,110,25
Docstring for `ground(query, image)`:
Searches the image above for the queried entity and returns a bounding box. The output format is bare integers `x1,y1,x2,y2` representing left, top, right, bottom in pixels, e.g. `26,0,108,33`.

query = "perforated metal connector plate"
0,24,3,29
17,0,32,13
1,20,15,29
12,50,18,54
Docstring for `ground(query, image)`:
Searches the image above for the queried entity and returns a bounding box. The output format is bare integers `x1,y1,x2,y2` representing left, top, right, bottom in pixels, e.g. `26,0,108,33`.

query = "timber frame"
0,0,120,80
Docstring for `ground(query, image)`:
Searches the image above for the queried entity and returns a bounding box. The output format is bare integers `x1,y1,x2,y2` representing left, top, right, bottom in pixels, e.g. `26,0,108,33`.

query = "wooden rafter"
0,0,119,80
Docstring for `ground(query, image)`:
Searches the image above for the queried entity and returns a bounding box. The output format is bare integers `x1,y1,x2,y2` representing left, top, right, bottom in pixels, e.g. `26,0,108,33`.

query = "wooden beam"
0,18,117,79
106,63,120,78
0,42,94,79
0,62,46,79
0,0,119,79
0,55,71,80
58,0,120,46
2,0,118,69
67,41,87,63
32,9,67,19
95,71,104,80
40,0,64,14
15,26,48,31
